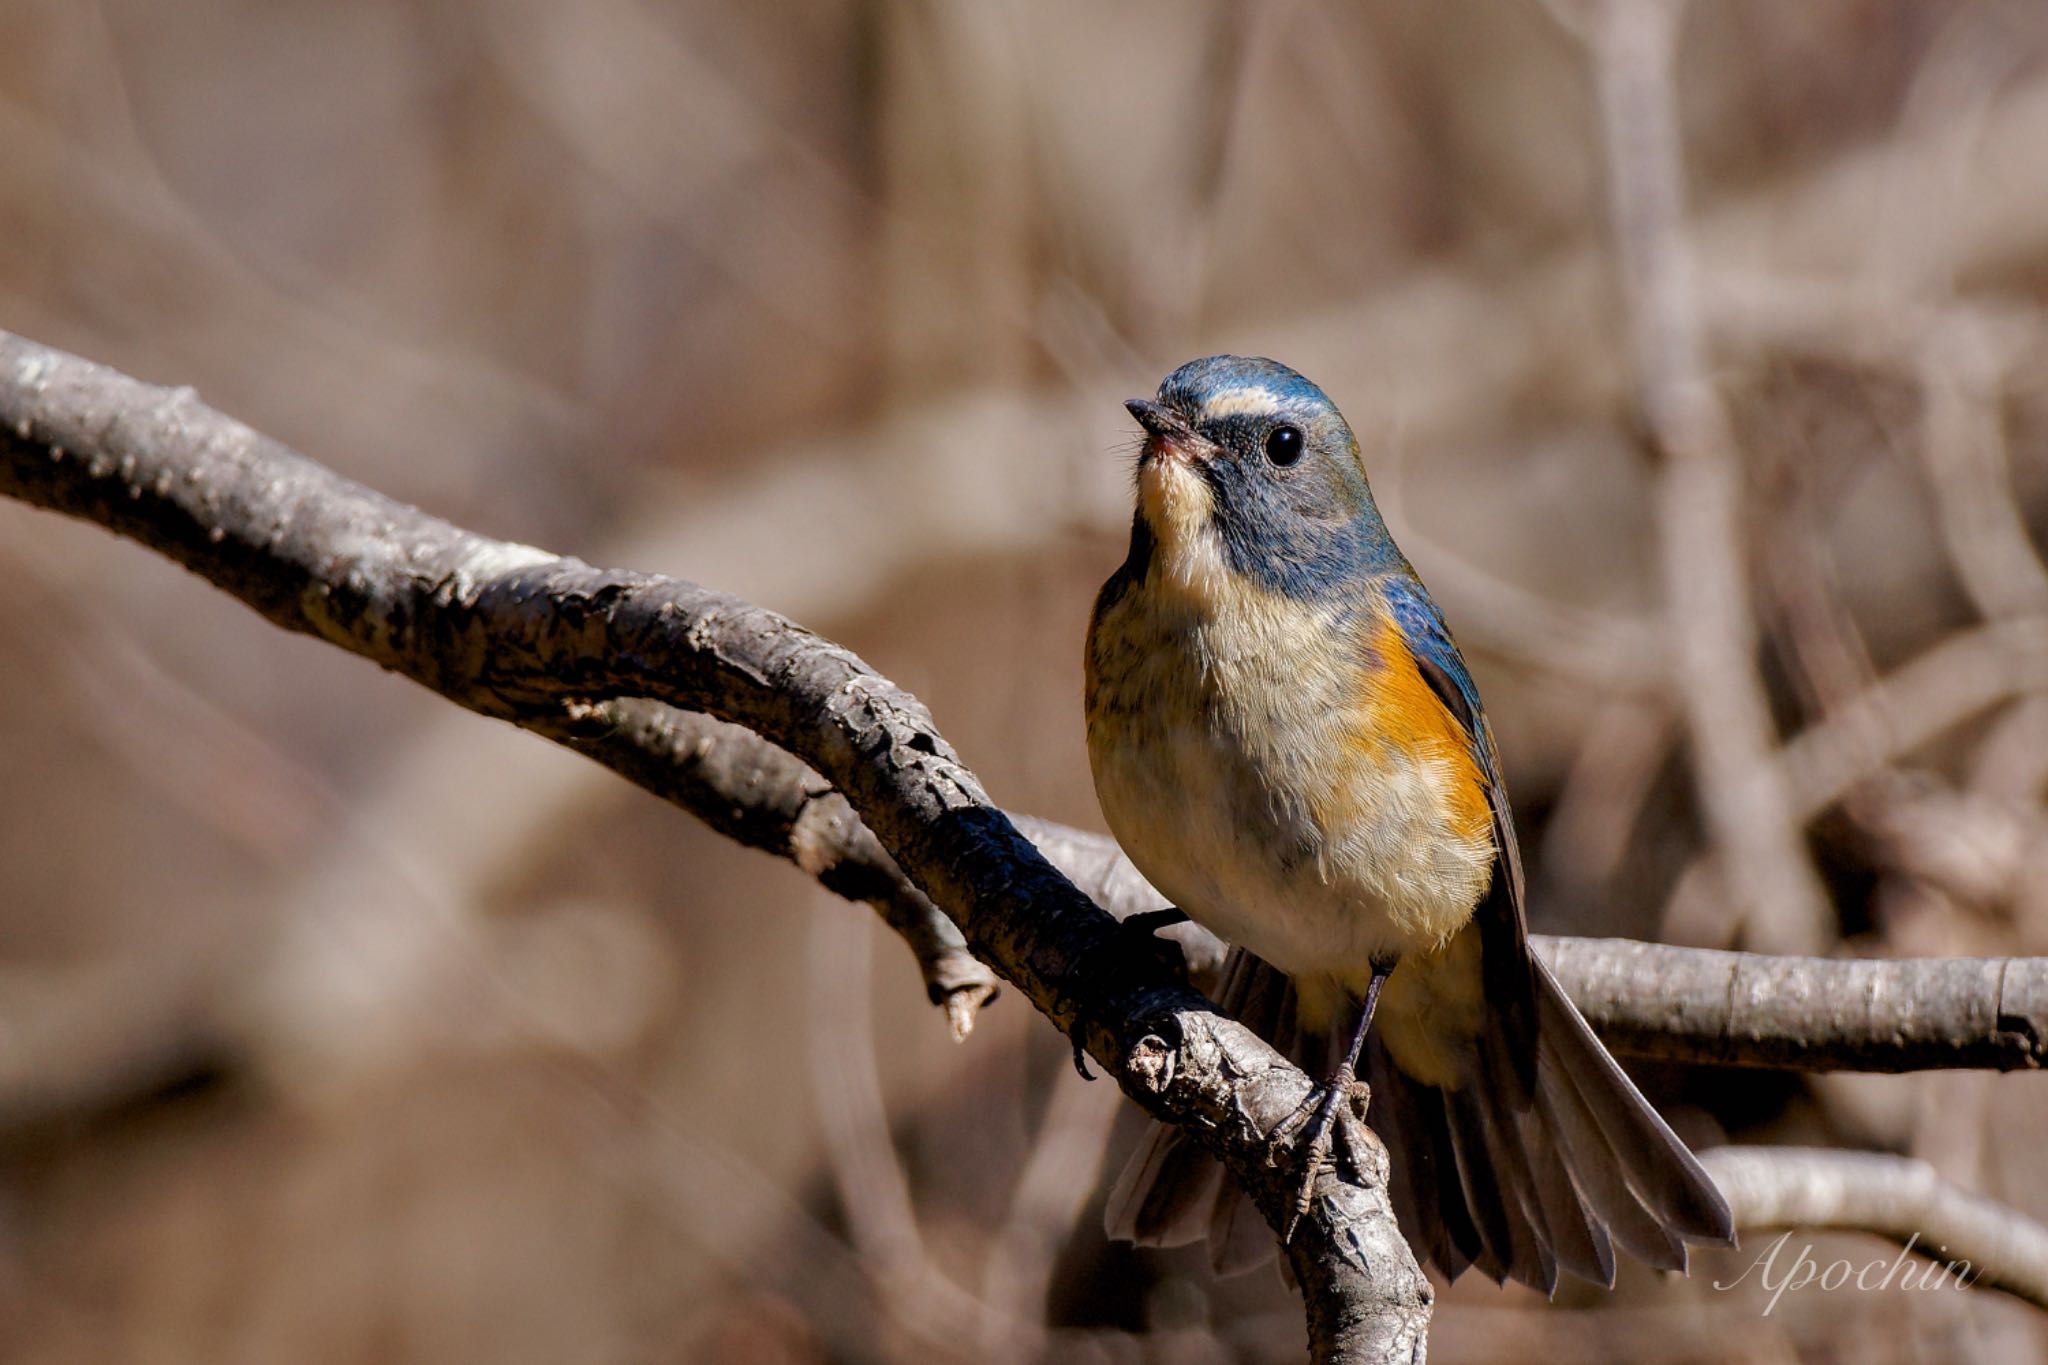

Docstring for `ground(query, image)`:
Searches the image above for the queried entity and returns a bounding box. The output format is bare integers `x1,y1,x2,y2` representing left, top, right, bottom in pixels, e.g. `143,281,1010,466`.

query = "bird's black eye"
1264,424,1304,467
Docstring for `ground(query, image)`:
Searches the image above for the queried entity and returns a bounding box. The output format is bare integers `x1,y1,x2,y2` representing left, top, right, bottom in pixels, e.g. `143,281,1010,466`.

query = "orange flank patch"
1286,606,1500,958
1355,615,1494,848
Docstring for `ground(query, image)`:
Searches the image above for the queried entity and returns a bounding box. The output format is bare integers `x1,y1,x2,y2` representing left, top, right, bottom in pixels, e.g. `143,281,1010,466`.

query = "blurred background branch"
1584,0,1833,956
1701,1147,2048,1312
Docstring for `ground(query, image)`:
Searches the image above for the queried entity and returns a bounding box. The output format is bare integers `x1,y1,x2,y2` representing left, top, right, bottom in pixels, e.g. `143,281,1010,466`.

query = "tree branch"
1017,822,2048,1076
1537,937,2048,1074
1021,819,2048,1075
435,687,2048,1078
0,330,1429,1363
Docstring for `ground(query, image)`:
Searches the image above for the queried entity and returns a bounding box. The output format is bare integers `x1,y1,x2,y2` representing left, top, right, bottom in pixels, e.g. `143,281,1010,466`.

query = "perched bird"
1084,355,1733,1290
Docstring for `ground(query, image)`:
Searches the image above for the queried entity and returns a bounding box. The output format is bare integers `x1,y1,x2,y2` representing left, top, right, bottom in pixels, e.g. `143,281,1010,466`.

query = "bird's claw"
1281,1078,1371,1245
1066,907,1192,1081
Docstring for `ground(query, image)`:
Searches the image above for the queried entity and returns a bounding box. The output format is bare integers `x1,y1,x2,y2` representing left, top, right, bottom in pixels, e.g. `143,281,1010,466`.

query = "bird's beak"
1126,397,1213,543
1125,399,1201,456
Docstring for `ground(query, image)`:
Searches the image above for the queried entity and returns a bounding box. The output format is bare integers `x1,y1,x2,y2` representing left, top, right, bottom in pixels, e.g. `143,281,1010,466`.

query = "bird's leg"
1283,962,1392,1243
1069,907,1192,1079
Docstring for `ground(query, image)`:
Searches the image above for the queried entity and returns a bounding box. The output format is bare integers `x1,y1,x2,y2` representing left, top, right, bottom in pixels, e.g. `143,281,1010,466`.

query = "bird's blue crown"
1157,354,1334,414
1130,355,1409,601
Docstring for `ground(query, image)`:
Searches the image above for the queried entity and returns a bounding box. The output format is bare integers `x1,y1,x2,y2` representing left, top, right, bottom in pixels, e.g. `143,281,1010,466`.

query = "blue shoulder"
1380,573,1530,937
1380,575,1485,740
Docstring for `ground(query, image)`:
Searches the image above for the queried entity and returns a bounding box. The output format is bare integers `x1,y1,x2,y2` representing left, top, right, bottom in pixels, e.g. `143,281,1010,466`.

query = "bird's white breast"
1085,567,1492,980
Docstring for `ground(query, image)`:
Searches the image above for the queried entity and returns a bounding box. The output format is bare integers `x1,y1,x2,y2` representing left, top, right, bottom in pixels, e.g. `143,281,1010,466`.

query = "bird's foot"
1280,1076,1372,1244
1067,907,1191,1080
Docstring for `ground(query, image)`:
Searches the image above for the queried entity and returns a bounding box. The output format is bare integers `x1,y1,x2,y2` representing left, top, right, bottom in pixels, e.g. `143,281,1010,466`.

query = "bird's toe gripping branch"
1066,906,1193,1079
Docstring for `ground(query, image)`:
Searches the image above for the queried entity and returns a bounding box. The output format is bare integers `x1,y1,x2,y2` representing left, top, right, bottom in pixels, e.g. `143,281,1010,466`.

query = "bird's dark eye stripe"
1264,424,1305,466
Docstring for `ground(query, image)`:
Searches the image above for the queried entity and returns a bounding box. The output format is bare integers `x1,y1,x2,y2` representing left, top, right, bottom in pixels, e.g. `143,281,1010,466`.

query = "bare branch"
1701,1146,2048,1311
978,1061,1122,1356
1538,938,2048,1074
0,330,1430,1363
1020,824,2048,1075
1016,816,2048,1075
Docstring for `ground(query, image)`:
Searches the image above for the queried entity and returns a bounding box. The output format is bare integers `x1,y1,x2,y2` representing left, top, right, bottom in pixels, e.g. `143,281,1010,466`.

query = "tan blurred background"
5,1,2048,1361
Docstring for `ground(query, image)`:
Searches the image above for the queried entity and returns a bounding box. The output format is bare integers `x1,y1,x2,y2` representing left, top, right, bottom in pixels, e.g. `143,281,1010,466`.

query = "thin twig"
1778,619,2048,822
803,900,1032,1354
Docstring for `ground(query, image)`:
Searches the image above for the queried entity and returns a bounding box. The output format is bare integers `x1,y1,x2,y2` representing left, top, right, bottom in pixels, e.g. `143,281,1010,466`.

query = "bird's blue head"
1123,355,1405,601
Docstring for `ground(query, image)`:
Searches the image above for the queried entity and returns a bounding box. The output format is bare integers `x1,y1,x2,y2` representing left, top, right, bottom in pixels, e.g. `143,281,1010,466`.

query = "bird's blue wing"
1382,578,1487,751
1381,574,1522,900
1381,574,1536,1075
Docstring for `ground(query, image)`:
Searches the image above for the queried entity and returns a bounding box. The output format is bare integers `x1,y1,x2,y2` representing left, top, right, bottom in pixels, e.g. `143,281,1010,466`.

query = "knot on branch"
1127,1032,1177,1094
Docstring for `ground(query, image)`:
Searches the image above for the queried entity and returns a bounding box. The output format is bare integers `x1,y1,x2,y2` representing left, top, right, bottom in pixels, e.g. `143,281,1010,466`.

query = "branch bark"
0,330,1430,1363
1018,824,2048,1076
1537,937,2048,1073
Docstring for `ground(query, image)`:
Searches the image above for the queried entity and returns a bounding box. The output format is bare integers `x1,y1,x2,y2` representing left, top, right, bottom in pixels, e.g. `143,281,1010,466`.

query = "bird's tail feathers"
1101,947,1310,1275
1101,947,1735,1291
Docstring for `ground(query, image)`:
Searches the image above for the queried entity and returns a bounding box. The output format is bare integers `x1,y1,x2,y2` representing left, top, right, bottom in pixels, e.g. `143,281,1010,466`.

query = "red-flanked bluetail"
1085,356,1733,1291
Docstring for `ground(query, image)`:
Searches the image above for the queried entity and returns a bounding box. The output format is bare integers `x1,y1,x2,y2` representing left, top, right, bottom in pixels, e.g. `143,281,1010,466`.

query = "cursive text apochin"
1714,1230,1975,1315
